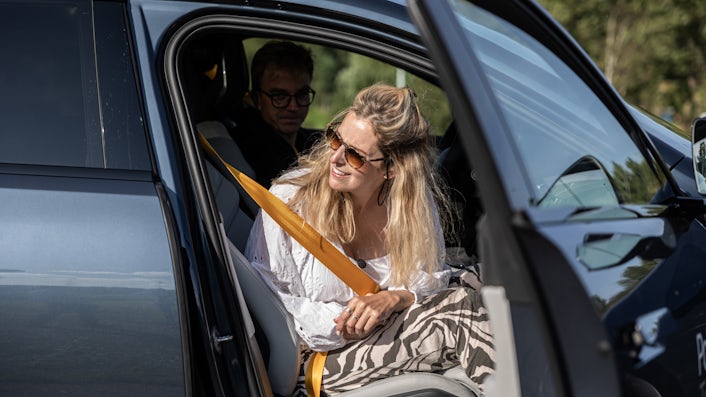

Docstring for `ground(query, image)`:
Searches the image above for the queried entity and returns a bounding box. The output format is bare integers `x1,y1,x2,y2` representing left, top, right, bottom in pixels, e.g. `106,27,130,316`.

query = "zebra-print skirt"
293,285,495,396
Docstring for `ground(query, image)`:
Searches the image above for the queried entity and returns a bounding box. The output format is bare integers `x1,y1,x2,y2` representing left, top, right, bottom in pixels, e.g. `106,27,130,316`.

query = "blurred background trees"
538,0,706,133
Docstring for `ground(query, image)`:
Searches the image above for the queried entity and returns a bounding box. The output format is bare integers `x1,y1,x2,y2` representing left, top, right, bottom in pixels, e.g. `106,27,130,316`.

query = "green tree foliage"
538,0,706,131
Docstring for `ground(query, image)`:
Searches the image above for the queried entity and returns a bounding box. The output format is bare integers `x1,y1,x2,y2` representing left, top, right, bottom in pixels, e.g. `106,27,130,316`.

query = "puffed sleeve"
244,183,348,351
388,264,451,303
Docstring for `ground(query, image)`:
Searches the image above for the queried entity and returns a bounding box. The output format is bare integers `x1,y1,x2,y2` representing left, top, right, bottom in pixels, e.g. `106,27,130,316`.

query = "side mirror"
691,117,706,195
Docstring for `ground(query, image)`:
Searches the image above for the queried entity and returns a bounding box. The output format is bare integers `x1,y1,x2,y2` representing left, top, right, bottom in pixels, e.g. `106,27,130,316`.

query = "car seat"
200,121,258,249
184,34,259,248
227,211,481,395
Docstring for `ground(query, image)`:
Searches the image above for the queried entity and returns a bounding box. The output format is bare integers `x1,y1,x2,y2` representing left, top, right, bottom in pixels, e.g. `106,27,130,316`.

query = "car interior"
179,30,484,397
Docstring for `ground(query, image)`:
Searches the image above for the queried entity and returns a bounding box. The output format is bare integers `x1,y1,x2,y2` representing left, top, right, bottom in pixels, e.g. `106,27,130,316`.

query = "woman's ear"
384,159,395,179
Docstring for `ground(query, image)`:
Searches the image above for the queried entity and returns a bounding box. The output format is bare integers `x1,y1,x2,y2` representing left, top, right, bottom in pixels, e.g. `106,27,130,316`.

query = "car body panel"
130,1,206,196
0,168,183,395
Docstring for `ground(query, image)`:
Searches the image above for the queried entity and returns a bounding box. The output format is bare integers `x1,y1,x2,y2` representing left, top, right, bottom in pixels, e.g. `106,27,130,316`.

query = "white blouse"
245,173,451,351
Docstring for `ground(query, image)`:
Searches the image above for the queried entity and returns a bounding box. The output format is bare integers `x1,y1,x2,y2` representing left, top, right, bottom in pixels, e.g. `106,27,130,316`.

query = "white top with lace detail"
244,171,451,351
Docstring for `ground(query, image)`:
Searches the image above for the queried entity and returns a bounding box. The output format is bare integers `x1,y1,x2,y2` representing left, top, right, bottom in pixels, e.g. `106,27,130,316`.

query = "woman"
245,84,494,395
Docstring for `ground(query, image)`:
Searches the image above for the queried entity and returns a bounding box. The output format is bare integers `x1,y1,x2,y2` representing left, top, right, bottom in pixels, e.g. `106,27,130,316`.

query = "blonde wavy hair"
275,84,454,287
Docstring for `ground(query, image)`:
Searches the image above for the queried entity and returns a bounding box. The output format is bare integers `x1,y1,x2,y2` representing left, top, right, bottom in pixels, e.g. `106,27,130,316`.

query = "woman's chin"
328,176,346,192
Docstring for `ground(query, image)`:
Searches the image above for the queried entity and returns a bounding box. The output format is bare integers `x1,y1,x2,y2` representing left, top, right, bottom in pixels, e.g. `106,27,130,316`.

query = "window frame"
162,9,462,396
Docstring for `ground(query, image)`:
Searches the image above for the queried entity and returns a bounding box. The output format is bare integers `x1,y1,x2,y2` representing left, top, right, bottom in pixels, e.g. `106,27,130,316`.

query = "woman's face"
328,113,388,203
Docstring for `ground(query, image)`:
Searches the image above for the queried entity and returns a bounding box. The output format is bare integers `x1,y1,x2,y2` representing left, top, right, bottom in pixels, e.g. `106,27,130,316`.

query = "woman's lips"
331,165,348,177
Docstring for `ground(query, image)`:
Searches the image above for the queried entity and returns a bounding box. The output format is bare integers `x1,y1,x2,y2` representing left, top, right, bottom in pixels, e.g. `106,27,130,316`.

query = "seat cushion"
337,371,480,397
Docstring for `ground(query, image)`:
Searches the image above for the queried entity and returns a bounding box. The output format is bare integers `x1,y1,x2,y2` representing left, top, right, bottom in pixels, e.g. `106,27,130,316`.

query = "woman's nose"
330,145,346,164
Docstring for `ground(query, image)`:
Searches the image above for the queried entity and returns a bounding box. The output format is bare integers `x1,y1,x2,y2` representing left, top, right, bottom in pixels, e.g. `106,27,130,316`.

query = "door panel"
537,215,706,395
0,168,183,395
410,0,625,395
413,0,706,395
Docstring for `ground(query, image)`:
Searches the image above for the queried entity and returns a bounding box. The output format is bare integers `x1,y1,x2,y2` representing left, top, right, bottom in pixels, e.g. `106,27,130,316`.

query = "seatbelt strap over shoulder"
198,132,379,397
198,132,380,296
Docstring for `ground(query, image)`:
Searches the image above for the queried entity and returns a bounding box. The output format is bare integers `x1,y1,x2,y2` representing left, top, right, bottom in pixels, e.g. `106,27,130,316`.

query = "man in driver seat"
230,40,321,188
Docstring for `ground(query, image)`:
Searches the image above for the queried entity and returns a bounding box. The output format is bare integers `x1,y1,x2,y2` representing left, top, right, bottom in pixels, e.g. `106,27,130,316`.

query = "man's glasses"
326,123,386,169
257,87,316,109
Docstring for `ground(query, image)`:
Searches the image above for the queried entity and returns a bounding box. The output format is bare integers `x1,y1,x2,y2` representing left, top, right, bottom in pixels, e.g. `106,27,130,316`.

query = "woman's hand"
334,290,414,340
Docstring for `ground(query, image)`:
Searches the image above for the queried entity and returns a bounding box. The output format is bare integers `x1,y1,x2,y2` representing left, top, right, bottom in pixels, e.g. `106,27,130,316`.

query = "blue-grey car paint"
0,167,184,395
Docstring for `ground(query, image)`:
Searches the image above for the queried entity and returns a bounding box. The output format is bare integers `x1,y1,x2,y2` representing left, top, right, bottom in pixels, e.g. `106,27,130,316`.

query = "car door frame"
153,3,467,396
127,1,274,395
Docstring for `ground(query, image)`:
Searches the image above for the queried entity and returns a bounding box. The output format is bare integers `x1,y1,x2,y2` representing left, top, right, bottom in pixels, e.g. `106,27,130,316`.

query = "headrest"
182,33,249,122
197,120,231,140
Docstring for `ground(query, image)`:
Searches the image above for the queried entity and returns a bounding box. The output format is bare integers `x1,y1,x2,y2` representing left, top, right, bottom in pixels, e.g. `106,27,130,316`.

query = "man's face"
255,66,312,137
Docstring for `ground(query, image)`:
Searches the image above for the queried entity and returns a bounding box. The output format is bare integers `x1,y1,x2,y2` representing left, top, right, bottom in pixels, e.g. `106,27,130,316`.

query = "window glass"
243,38,452,135
95,1,150,170
450,1,664,208
0,1,149,170
0,0,101,167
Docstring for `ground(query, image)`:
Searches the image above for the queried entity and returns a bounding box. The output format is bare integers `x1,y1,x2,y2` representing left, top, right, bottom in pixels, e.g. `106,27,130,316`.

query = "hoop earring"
377,160,392,206
377,178,391,206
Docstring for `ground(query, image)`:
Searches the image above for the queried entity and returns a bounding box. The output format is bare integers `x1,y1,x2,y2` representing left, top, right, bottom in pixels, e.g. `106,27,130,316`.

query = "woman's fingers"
338,295,393,338
345,309,385,335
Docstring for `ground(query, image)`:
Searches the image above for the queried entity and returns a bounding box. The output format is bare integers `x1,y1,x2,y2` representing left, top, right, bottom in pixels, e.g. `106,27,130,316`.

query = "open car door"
408,0,706,396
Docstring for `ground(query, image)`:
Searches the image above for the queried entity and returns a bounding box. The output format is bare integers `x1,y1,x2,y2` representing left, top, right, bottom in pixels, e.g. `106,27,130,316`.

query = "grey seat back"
200,121,258,250
199,121,300,395
227,239,300,396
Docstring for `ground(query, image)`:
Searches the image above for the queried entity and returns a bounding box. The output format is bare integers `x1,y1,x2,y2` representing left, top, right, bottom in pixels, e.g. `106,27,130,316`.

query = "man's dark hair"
250,41,314,91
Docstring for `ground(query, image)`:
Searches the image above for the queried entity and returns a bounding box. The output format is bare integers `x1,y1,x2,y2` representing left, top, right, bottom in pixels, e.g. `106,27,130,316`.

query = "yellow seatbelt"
198,132,380,396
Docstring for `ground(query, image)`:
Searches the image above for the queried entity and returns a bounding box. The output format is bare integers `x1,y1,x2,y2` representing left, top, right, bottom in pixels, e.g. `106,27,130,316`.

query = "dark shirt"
229,107,321,188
